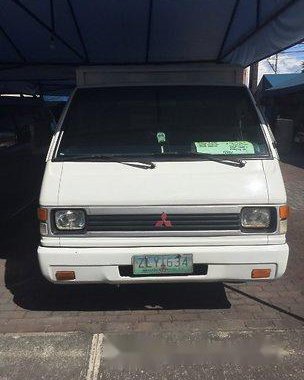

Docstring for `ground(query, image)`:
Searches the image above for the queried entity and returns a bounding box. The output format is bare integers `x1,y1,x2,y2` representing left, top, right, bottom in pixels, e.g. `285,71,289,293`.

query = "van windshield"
56,86,269,160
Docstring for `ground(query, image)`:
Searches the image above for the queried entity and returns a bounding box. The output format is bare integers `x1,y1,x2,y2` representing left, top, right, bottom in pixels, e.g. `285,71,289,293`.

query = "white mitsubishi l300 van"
37,65,289,284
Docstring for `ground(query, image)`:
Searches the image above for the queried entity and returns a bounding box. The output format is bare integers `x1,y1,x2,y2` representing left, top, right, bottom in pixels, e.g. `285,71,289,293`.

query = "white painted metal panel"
76,64,244,87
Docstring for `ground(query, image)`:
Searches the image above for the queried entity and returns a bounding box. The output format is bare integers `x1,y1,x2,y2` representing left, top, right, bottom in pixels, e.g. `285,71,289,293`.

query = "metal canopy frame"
0,0,303,95
0,0,301,66
145,0,154,63
219,0,300,60
0,23,26,62
216,0,240,62
11,0,85,61
66,0,90,63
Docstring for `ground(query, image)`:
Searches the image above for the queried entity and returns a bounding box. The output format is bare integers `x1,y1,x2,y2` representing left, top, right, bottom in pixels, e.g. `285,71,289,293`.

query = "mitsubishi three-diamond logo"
154,212,173,228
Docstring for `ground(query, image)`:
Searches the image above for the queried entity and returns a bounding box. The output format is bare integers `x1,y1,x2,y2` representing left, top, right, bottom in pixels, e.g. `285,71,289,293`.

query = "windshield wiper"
146,153,246,168
186,153,246,168
56,152,246,168
56,154,156,170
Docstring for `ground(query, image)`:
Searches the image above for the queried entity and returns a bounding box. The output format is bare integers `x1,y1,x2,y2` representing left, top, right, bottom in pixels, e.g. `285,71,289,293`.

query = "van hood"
53,160,269,206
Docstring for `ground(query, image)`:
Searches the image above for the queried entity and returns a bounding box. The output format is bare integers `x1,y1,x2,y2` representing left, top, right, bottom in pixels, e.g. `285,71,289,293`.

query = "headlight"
241,207,271,229
55,209,86,230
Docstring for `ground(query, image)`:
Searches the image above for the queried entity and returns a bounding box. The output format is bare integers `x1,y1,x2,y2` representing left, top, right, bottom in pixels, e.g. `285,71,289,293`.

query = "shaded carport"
0,0,303,94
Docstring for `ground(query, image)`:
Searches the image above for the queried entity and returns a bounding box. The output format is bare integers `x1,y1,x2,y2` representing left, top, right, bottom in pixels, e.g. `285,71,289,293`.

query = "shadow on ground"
1,205,230,312
280,143,304,169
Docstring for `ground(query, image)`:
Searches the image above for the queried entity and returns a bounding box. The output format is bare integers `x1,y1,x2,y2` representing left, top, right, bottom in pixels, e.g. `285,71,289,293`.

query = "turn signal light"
251,269,271,279
55,271,76,281
37,208,48,222
279,205,289,220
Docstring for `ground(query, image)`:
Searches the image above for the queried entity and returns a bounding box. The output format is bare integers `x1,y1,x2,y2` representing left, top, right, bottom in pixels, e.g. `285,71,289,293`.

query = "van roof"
76,64,244,88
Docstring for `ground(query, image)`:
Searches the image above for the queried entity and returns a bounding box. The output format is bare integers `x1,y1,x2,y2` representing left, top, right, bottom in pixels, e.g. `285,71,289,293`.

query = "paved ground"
0,146,303,378
1,329,304,379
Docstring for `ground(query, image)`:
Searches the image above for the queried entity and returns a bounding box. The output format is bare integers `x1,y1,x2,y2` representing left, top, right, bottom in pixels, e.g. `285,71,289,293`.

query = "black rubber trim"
119,264,208,277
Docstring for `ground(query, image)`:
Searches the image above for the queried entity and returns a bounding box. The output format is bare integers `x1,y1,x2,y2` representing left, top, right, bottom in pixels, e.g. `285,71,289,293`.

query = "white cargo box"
76,64,244,88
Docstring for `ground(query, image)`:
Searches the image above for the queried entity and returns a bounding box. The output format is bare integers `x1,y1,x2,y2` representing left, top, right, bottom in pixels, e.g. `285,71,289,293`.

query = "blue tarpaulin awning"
265,73,304,95
0,0,304,94
255,73,304,98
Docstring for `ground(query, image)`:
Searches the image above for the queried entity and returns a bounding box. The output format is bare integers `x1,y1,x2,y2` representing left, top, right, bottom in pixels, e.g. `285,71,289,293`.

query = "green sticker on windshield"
157,132,166,144
195,141,254,155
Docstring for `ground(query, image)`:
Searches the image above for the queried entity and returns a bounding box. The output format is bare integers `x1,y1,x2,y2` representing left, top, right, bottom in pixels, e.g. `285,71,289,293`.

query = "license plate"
132,254,193,276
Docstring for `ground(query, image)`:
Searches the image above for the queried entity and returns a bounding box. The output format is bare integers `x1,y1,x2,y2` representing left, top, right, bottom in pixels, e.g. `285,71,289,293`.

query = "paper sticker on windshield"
194,141,254,155
157,132,166,143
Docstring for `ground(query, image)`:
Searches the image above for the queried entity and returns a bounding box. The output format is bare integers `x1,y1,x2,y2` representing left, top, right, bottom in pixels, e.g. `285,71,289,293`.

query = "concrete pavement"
1,329,303,379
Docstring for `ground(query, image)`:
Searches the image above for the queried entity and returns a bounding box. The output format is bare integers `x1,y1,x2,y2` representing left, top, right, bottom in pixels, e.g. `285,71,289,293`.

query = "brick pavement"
0,154,303,334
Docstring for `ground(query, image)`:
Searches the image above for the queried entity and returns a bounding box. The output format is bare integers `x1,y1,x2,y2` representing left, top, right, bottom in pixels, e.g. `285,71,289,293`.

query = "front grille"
86,213,240,232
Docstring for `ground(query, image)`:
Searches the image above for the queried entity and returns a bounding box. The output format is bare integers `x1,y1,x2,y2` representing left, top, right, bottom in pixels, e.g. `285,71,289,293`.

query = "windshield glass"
56,86,269,160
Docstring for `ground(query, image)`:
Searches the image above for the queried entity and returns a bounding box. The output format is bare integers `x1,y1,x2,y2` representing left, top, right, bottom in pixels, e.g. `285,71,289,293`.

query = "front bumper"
38,243,289,284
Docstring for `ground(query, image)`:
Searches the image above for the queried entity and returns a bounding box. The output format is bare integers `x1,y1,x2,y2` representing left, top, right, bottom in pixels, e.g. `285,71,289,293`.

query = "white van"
37,64,289,284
